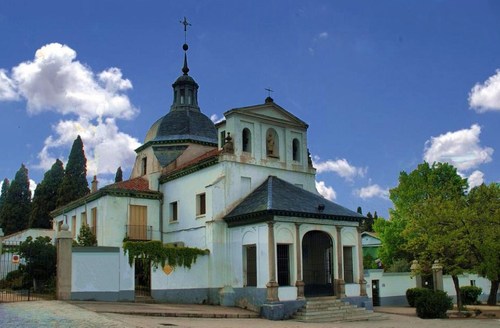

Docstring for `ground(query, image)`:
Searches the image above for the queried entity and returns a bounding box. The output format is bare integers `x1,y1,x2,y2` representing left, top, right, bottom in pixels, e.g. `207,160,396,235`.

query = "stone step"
292,298,385,323
296,307,366,318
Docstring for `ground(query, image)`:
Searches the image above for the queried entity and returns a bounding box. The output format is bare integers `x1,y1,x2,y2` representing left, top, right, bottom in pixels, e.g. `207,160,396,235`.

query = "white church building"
52,33,368,316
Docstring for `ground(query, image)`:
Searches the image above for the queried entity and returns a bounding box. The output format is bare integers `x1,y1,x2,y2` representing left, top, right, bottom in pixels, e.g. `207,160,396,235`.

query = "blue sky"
1,1,499,218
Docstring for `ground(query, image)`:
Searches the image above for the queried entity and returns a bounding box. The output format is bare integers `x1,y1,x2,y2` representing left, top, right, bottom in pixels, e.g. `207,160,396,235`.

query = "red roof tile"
104,177,151,192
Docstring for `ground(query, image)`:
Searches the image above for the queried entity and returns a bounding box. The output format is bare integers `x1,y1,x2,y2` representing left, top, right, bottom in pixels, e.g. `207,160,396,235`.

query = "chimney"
91,175,98,193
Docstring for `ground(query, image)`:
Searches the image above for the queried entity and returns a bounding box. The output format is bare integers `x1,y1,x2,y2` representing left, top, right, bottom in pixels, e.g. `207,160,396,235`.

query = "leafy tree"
467,183,500,305
0,178,9,227
30,159,64,229
114,166,123,183
57,136,89,207
373,214,413,268
0,164,32,235
19,236,56,291
356,206,362,215
76,224,97,246
362,212,374,232
390,162,470,309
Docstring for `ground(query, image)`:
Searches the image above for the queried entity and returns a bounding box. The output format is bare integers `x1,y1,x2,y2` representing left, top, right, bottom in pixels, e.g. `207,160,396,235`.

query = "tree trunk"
452,275,462,310
487,279,499,306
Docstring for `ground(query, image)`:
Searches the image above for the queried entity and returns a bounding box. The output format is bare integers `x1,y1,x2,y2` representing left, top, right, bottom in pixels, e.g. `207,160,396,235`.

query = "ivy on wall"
123,240,209,269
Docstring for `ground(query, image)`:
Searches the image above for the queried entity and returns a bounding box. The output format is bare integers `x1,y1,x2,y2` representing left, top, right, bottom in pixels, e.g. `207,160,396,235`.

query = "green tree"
30,159,65,229
356,206,362,215
467,183,500,305
390,162,470,309
19,236,56,291
114,166,123,183
0,164,32,235
57,136,90,207
77,224,97,246
373,213,412,267
0,178,10,227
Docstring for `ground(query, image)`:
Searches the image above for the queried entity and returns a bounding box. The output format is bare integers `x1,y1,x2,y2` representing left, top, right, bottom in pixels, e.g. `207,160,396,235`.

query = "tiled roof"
225,176,364,226
103,177,151,192
161,148,221,182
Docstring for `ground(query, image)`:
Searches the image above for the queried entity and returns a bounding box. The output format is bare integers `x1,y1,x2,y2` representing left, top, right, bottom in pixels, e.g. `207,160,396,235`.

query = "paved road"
1,301,500,328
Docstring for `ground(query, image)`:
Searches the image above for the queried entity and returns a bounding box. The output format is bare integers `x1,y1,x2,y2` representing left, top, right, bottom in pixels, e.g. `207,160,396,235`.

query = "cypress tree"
0,178,10,228
30,159,65,228
0,164,31,235
114,166,123,183
57,136,90,207
356,206,362,215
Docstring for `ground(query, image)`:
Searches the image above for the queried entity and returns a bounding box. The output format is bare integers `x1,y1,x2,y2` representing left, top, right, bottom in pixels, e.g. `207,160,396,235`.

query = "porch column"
357,227,367,296
294,223,305,299
335,226,345,298
266,221,279,302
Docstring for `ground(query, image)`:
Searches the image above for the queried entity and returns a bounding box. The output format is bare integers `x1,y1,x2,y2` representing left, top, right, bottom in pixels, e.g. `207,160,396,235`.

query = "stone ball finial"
61,223,69,231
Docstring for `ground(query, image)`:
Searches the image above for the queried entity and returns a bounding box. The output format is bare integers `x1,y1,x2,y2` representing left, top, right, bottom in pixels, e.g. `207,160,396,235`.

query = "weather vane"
180,17,191,44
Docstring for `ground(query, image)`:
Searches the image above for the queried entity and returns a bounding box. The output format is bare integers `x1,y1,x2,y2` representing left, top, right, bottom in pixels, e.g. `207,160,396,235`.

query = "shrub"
406,287,431,307
415,290,453,319
460,286,482,305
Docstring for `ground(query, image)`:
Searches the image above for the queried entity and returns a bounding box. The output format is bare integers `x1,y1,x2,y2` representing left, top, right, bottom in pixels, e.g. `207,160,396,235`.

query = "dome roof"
144,109,217,144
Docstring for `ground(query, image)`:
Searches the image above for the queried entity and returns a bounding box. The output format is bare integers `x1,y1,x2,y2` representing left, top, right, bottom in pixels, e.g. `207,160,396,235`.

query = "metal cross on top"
180,17,191,43
265,88,274,97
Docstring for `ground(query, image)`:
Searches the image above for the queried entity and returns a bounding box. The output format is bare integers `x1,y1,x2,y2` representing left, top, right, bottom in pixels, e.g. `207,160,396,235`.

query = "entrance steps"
292,297,386,323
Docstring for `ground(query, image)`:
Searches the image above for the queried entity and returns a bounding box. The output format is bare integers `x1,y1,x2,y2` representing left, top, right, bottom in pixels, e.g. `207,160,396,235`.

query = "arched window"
242,128,251,153
266,128,279,158
293,138,300,161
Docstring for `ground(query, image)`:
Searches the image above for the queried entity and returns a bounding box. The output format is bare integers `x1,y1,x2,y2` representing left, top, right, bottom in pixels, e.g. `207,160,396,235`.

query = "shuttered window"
129,205,147,240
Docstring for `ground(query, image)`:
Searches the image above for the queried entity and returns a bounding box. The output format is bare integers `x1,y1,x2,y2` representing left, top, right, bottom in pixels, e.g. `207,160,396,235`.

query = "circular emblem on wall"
163,265,174,275
12,254,20,264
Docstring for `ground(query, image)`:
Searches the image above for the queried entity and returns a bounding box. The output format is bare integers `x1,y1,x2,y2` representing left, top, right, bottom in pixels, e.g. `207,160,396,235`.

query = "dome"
144,109,217,144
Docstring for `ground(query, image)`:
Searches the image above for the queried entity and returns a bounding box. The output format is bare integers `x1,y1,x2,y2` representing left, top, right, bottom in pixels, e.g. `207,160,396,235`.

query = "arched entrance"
302,230,334,297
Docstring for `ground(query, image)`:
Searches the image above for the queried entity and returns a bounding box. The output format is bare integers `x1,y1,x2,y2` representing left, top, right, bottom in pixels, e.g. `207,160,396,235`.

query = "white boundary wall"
365,269,496,306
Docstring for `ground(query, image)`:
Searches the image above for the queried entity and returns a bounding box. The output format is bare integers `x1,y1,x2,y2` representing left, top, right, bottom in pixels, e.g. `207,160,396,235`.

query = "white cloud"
318,32,329,40
423,124,493,171
469,69,500,112
11,43,137,119
29,179,37,197
0,69,19,101
316,180,336,201
355,184,389,200
210,114,224,124
1,43,141,178
313,157,366,181
38,117,140,176
467,170,484,189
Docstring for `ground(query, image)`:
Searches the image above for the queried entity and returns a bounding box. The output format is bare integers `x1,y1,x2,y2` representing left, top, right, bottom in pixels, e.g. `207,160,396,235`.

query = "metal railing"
125,225,152,241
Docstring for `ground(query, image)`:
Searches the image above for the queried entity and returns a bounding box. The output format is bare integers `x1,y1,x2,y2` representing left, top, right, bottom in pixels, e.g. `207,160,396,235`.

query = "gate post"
56,223,72,300
432,260,444,291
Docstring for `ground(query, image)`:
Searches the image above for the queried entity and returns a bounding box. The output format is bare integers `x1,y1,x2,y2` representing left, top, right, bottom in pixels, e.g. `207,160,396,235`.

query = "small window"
71,216,76,238
81,211,87,226
343,246,354,283
170,201,178,222
180,89,185,104
196,193,206,216
292,138,300,161
91,207,97,236
220,131,226,148
58,220,63,231
141,157,147,175
242,128,251,153
245,245,257,287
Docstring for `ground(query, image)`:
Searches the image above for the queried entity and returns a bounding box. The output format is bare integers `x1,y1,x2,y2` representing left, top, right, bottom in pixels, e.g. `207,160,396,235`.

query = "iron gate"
0,240,56,302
